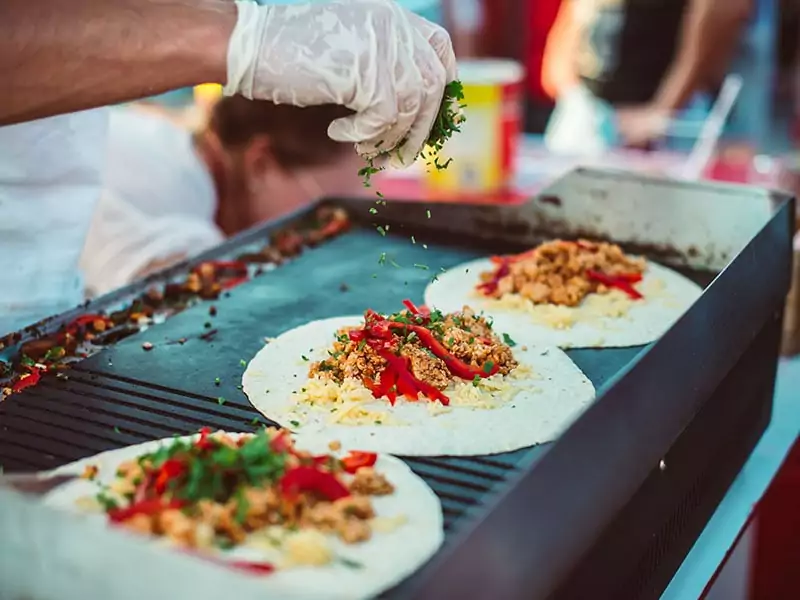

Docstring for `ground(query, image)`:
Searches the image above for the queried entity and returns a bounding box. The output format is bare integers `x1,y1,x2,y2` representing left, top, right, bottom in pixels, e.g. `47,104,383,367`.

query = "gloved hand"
225,0,457,168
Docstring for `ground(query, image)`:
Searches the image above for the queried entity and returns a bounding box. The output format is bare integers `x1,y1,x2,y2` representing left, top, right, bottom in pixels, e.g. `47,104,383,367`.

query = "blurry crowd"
89,0,798,296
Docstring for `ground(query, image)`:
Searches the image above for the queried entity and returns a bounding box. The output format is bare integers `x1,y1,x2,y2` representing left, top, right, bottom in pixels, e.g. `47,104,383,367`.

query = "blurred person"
0,0,456,335
540,0,752,153
80,98,362,296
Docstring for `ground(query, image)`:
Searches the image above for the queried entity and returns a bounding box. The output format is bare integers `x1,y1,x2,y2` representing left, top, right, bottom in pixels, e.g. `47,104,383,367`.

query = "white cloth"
80,108,223,297
0,110,108,336
225,0,457,167
544,85,620,156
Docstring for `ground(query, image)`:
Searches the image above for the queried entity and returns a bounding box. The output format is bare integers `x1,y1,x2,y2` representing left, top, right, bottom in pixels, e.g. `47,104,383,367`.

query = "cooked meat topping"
309,302,518,398
350,468,394,496
86,429,394,554
478,240,646,307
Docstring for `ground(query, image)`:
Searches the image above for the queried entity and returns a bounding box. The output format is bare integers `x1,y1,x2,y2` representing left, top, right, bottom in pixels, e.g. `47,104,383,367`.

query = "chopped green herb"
483,361,495,374
414,263,429,270
239,359,247,367
502,333,517,347
301,355,309,361
214,377,221,386
114,426,121,434
411,235,416,244
43,346,66,362
251,417,260,425
289,420,300,428
217,396,226,405
426,209,431,219
376,226,386,236
339,557,364,569
472,374,481,387
369,207,377,214
378,252,387,265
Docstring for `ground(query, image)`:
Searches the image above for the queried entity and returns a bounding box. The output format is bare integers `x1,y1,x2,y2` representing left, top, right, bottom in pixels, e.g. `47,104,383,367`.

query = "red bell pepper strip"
377,349,449,405
64,314,112,336
401,299,430,319
154,459,185,494
108,498,186,523
476,260,510,296
586,270,644,300
205,260,248,275
385,322,499,380
182,551,275,576
11,368,42,393
279,466,350,502
220,275,249,290
196,427,215,451
341,451,378,474
228,561,276,575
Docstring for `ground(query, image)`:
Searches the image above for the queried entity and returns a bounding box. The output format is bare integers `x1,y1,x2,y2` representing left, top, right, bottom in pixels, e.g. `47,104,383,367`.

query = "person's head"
199,96,363,235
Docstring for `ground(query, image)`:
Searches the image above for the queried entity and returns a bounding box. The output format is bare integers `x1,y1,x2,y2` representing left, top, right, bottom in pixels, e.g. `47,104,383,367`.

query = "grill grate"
0,368,532,536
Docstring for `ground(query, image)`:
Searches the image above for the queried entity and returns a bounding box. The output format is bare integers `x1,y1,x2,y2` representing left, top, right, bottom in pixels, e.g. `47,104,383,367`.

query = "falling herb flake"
411,235,416,244
214,377,221,386
301,355,309,362
358,80,465,202
289,420,300,428
369,207,377,214
426,210,431,219
217,396,226,405
239,359,247,367
251,417,260,425
339,557,364,569
378,252,387,266
502,333,517,347
376,226,386,237
114,426,121,434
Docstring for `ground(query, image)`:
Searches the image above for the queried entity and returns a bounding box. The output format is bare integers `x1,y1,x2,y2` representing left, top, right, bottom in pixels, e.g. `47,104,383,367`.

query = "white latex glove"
224,0,457,168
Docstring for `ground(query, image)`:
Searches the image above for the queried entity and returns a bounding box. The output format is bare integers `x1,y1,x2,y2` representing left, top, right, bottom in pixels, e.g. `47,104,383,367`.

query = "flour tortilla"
242,316,596,456
44,432,443,600
424,257,703,349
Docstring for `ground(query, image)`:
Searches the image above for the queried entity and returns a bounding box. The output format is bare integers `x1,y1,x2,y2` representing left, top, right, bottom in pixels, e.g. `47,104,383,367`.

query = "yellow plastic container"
424,59,524,195
193,83,223,115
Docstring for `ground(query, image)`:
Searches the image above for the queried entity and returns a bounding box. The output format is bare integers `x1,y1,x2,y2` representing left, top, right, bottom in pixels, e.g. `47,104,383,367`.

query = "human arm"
0,0,456,167
617,0,752,146
541,0,581,100
651,0,752,112
0,0,235,126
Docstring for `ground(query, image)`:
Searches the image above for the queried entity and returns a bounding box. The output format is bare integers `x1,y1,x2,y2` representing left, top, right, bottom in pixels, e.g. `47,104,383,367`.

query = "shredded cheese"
370,514,408,534
296,363,534,420
282,530,334,567
489,289,637,330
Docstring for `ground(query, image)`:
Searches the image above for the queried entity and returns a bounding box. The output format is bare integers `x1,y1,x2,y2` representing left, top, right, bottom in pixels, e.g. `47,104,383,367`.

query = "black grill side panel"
550,310,781,600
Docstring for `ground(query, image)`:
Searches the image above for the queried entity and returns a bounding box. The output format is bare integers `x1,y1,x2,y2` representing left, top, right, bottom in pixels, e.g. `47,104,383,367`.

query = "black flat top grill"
0,168,794,600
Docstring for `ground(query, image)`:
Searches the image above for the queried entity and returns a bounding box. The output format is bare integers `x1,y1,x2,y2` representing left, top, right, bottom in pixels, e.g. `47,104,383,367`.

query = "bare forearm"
541,0,580,99
653,0,751,111
0,0,235,126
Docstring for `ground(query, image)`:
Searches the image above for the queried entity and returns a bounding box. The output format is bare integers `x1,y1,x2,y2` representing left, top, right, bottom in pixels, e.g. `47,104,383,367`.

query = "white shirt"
0,110,108,336
79,108,223,297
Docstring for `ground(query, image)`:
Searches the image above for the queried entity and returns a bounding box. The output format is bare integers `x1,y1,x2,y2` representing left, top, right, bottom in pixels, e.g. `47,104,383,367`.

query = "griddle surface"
0,224,668,592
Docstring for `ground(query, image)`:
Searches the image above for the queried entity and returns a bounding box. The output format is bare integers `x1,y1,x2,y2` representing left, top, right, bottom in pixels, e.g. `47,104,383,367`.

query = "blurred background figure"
539,0,753,154
80,98,361,296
